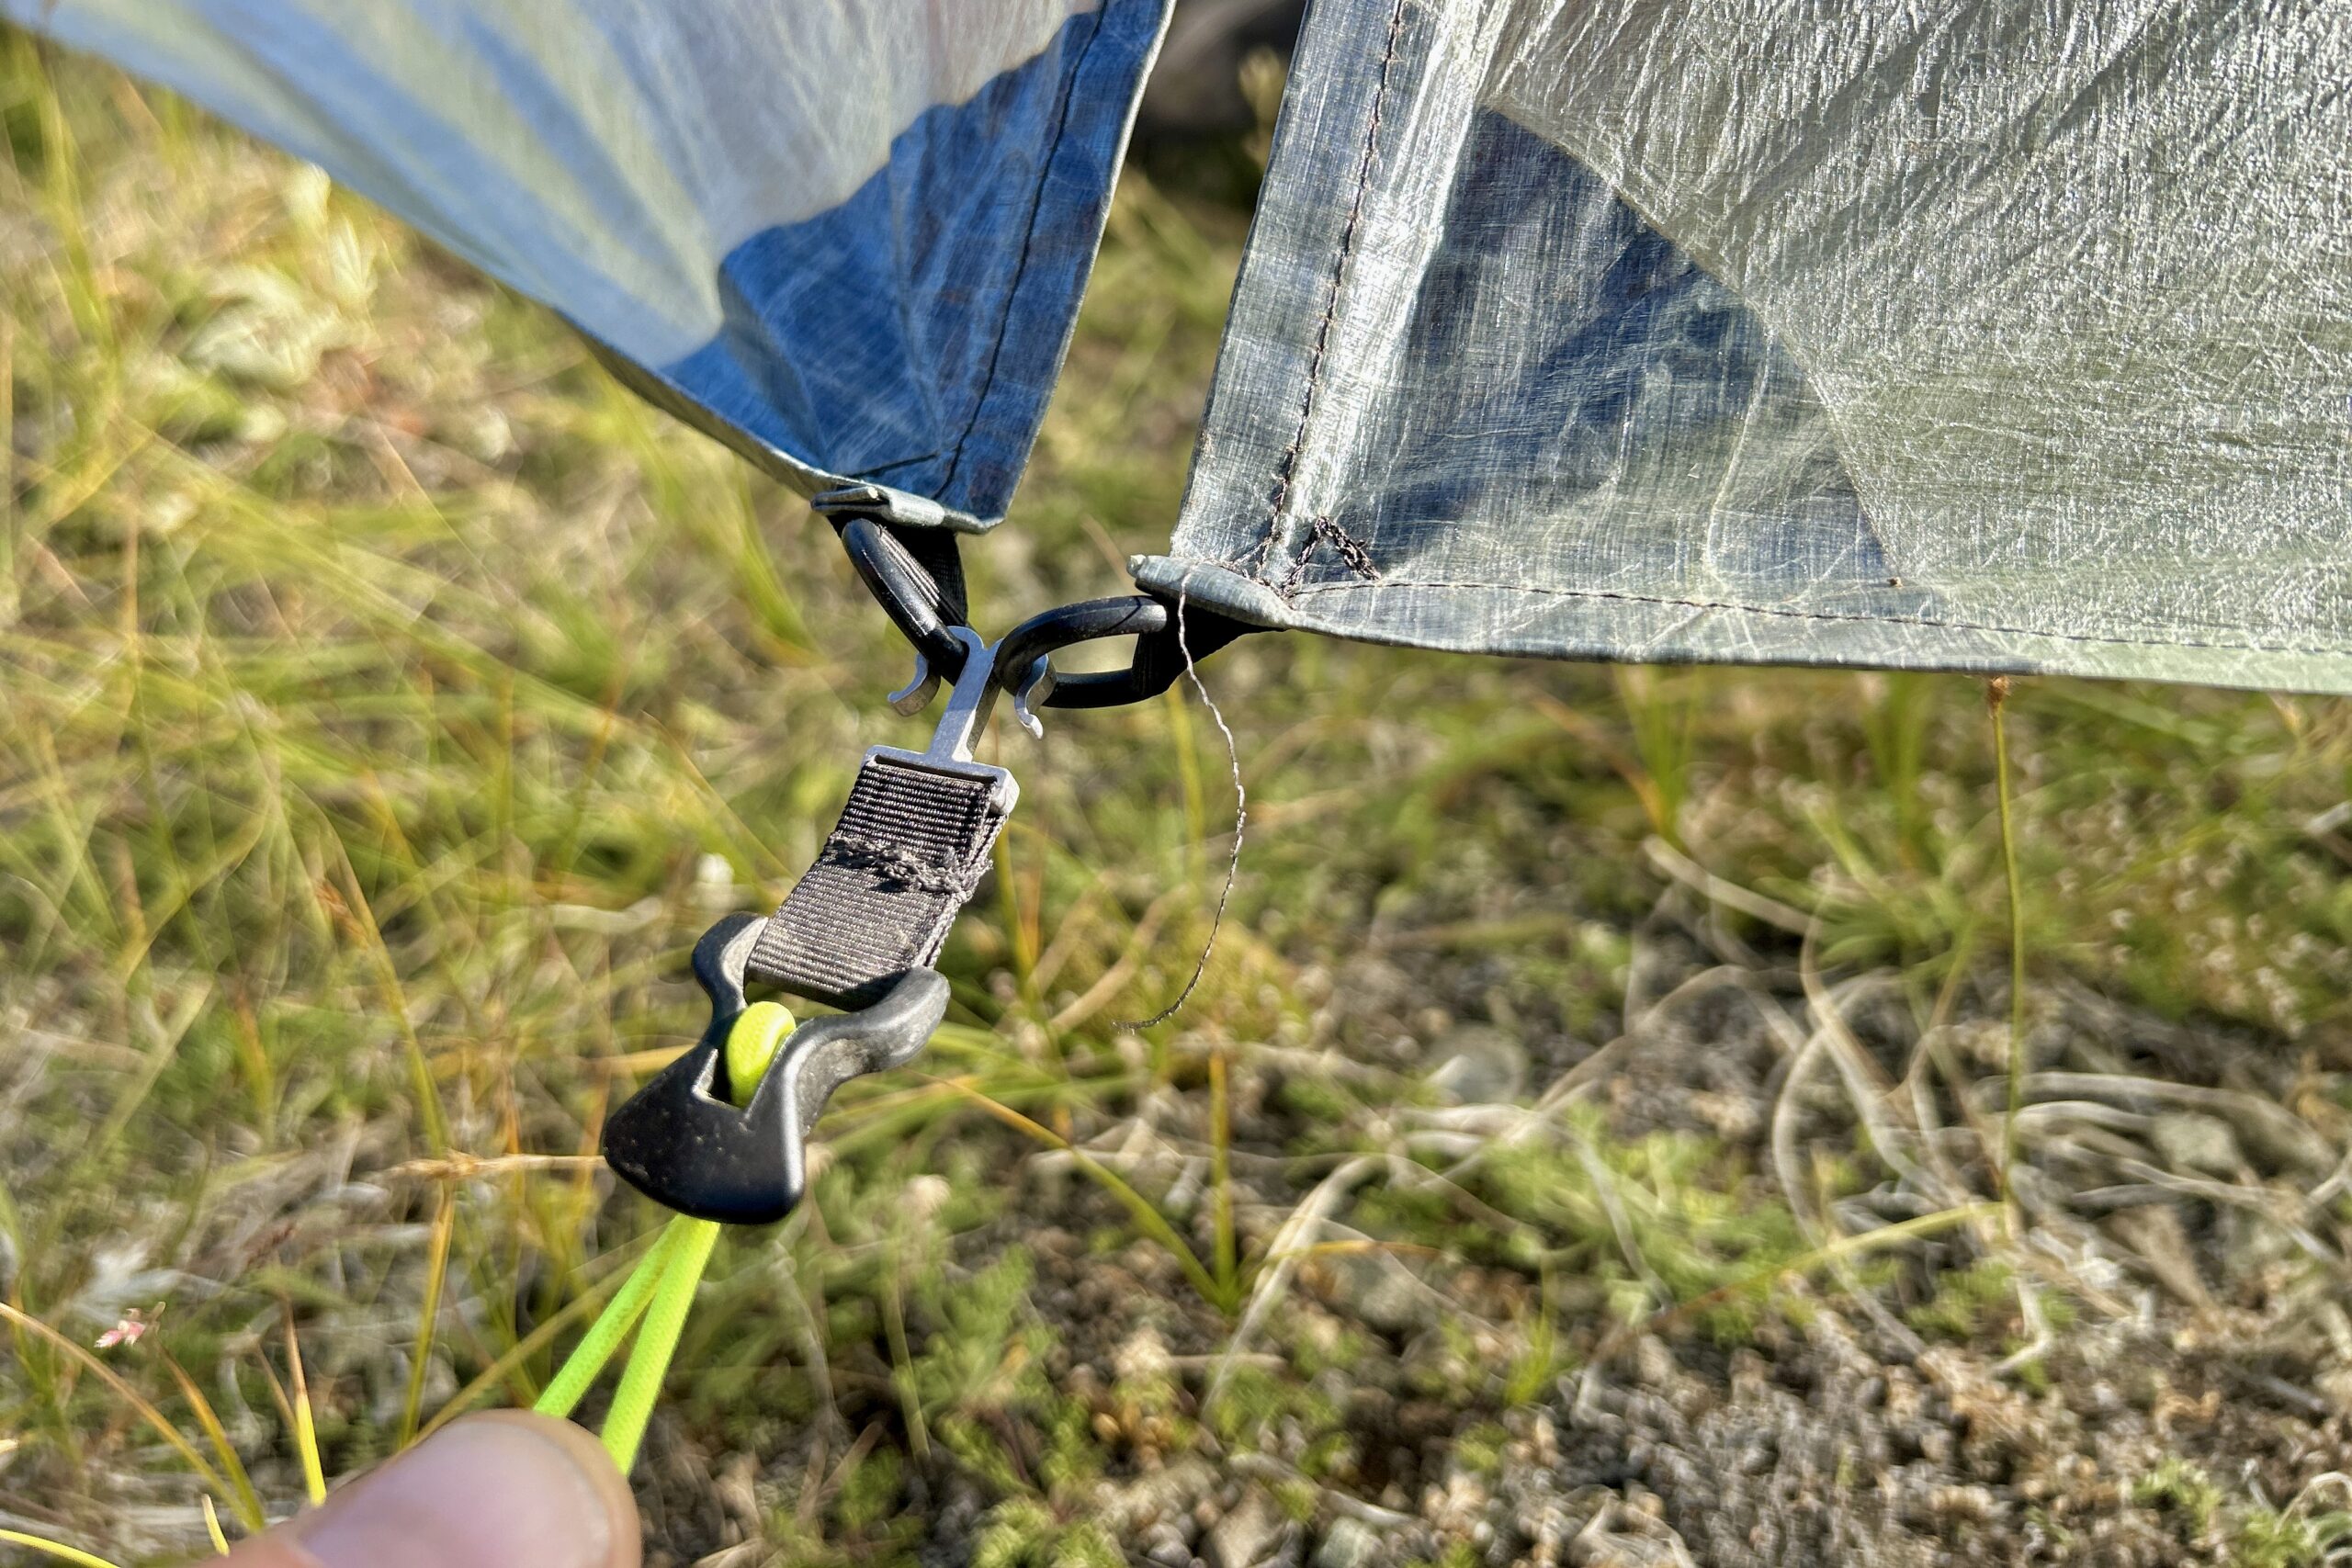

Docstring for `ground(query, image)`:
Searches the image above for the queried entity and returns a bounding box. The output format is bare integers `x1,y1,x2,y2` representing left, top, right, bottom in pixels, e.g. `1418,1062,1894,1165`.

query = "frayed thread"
1118,584,1247,1032
829,833,974,897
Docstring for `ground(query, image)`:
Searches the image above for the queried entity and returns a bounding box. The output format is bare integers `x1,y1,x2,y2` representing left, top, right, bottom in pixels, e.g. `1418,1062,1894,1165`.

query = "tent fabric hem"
1128,556,2352,696
589,338,990,533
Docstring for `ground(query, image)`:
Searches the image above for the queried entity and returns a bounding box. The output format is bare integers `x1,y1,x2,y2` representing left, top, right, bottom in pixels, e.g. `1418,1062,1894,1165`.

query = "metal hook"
910,626,1002,762
887,653,941,716
1010,655,1054,739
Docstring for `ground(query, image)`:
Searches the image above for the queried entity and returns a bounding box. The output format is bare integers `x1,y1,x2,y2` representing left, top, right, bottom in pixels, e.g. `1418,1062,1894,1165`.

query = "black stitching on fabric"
1276,576,2351,659
935,4,1114,501
855,448,945,479
1250,0,1412,586
1279,516,1385,592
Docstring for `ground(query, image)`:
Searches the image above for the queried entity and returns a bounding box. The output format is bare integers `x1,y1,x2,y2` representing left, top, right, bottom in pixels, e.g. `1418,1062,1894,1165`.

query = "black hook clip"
833,516,1259,728
602,915,950,1224
835,515,971,716
994,594,1258,731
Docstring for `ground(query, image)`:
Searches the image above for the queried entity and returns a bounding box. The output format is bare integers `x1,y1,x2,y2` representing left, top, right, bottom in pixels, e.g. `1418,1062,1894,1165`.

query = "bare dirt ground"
838,911,2352,1568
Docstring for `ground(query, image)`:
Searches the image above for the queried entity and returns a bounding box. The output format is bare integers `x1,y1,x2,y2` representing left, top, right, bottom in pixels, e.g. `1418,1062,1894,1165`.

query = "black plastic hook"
995,593,1258,725
836,515,970,681
834,519,1259,723
603,915,950,1224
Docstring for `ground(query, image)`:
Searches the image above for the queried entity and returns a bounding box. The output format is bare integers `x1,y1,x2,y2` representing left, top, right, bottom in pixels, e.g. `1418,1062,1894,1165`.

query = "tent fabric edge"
587,339,991,533
1128,556,2352,697
926,0,1175,522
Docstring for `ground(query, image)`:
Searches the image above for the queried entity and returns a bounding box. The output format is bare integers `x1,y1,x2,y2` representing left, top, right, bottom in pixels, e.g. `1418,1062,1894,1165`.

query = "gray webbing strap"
744,750,1012,1010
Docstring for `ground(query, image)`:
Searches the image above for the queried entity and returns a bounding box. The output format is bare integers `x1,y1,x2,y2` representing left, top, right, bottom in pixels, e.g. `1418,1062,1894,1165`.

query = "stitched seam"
1249,0,1413,585
1273,575,2352,659
936,5,1114,500
1280,515,1385,592
854,448,946,480
825,832,977,897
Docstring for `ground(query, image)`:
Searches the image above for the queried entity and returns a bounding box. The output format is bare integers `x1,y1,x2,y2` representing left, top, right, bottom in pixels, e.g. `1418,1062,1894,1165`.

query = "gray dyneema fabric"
1135,0,2352,694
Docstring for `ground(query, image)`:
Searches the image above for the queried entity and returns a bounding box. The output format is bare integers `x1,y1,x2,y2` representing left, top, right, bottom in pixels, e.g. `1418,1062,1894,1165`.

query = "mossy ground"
0,35,2347,1568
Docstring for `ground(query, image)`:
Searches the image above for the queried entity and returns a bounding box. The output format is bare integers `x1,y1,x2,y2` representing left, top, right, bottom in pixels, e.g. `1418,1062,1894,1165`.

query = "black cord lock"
602,916,950,1224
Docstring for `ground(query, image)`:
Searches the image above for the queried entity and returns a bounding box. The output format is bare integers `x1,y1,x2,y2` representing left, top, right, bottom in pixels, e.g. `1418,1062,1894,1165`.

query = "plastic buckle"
602,915,950,1224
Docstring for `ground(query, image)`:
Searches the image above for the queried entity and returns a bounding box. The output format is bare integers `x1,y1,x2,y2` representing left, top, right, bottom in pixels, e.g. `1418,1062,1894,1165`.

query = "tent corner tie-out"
560,573,1251,1467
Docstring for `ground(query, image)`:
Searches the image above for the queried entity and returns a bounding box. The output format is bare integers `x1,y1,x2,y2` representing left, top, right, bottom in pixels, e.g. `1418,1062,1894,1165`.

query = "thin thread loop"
1119,583,1247,1032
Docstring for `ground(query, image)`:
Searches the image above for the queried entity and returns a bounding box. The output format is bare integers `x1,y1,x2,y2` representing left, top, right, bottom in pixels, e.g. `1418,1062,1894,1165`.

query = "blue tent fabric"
7,0,1171,531
659,4,1168,526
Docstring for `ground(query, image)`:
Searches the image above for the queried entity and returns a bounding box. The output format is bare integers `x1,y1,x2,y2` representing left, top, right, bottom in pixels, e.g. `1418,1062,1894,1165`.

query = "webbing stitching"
827,831,980,897
749,755,1012,1005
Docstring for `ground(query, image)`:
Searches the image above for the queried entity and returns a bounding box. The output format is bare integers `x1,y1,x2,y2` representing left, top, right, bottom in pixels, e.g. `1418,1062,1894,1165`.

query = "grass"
2129,1462,2352,1566
0,28,2347,1568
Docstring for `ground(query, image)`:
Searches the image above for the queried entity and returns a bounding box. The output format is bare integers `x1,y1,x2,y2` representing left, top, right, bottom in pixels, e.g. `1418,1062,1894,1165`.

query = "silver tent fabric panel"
1138,0,2352,693
12,0,1171,531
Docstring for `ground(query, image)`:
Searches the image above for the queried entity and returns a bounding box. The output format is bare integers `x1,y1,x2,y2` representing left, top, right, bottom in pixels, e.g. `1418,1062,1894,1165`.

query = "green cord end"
537,1000,797,1472
597,1215,719,1473
723,1000,796,1108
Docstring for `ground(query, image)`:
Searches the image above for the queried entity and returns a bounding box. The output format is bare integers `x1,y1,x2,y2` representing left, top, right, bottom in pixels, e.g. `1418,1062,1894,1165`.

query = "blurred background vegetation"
0,28,2347,1568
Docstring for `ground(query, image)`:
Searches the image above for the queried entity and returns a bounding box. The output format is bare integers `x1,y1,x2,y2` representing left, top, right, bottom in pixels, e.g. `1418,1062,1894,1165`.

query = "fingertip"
226,1409,639,1568
456,1411,640,1567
